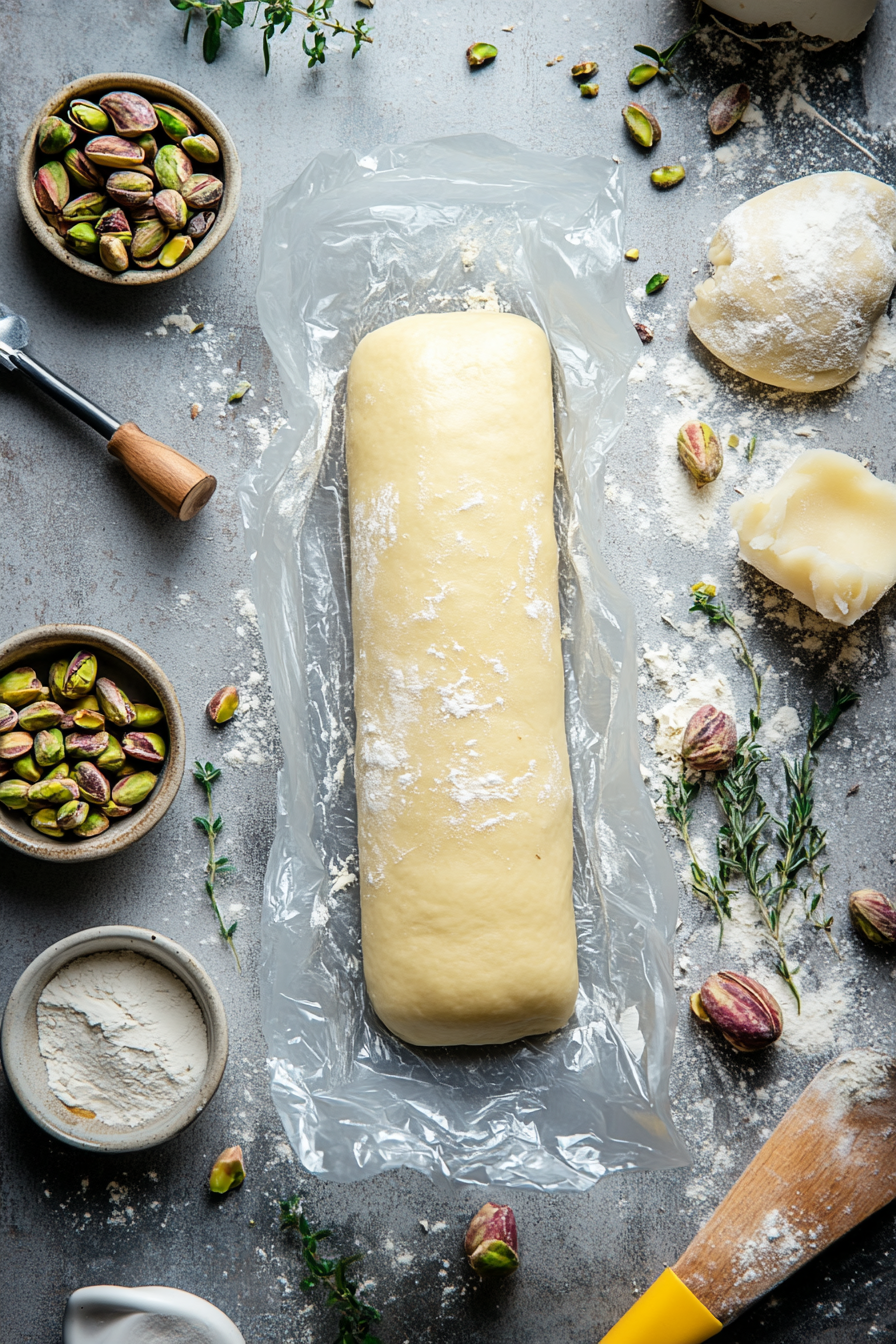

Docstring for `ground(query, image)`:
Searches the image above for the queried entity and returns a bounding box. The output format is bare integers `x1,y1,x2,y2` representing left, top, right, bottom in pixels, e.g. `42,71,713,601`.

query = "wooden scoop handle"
107,422,217,521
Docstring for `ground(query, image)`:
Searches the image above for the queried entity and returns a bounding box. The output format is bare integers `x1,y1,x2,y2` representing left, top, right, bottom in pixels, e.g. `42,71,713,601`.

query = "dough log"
345,311,578,1047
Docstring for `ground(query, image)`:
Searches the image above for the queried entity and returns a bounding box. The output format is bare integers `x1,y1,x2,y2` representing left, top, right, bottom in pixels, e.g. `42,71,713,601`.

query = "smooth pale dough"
345,311,578,1047
731,450,896,626
707,0,877,41
689,172,896,392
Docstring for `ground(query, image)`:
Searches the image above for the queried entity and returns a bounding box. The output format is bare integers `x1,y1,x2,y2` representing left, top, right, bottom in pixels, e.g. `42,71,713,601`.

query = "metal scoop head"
0,303,31,369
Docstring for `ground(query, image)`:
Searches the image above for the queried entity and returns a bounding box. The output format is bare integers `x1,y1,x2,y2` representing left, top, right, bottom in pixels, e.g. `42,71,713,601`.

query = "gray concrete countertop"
1,1,895,1340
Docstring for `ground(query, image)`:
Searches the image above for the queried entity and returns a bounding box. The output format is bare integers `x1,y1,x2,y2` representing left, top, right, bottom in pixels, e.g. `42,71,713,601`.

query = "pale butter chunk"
345,311,578,1047
707,0,876,42
689,172,896,392
731,449,896,626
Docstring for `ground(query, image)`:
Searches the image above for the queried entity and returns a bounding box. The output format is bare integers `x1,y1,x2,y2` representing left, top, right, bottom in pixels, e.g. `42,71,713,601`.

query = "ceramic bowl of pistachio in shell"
0,625,185,862
17,72,241,284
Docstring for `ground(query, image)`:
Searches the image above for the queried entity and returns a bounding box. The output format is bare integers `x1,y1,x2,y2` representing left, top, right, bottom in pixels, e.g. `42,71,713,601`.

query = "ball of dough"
707,0,877,42
689,172,896,393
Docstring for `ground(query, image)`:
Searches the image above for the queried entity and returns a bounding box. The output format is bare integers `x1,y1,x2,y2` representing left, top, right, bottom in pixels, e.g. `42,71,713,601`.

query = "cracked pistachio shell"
207,686,239,725
85,134,145,169
102,800,133,818
58,799,89,830
132,218,169,259
38,115,76,155
68,98,110,135
153,102,198,142
73,761,111,805
133,255,159,270
74,809,110,838
159,234,194,269
570,60,598,79
66,222,98,256
99,90,158,138
63,651,98,698
154,144,192,190
99,235,129,273
96,677,136,727
62,192,111,222
678,420,723,486
14,754,42,784
622,102,661,148
0,731,34,761
691,971,783,1052
181,133,219,163
184,210,215,240
31,808,65,838
65,731,110,761
32,161,70,214
0,667,43,709
132,703,164,728
209,1146,245,1194
62,146,106,191
105,170,154,208
154,188,188,231
28,775,78,806
0,705,17,734
96,735,126,772
180,173,223,209
122,731,166,764
0,778,32,809
708,83,751,136
19,700,64,731
34,728,66,769
111,770,158,805
96,208,133,243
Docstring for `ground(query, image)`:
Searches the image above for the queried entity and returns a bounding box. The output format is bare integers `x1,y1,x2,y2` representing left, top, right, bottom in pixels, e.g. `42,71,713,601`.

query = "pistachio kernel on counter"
691,971,783,1053
466,42,498,68
622,103,661,148
650,164,686,190
579,83,599,98
464,1203,520,1279
207,686,240,725
677,420,723,486
209,1146,246,1194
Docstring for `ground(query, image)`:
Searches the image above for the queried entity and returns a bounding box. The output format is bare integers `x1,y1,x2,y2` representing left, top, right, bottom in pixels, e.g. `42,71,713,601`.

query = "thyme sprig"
171,0,373,71
689,584,762,726
664,774,732,932
633,1,704,93
193,760,241,971
280,1196,382,1344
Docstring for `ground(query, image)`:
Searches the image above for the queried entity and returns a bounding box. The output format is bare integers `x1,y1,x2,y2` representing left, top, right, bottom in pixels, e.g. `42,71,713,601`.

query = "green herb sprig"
280,1195,382,1344
633,2,704,93
193,760,240,971
171,0,373,71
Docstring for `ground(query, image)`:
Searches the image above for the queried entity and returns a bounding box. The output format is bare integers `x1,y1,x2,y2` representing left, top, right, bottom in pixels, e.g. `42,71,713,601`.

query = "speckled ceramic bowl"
1,926,228,1152
0,624,185,862
17,72,241,285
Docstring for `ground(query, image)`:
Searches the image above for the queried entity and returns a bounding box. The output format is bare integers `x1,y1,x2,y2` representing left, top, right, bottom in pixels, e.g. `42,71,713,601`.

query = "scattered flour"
756,704,801,747
814,1049,895,1119
462,281,502,311
648,658,737,765
734,1209,803,1294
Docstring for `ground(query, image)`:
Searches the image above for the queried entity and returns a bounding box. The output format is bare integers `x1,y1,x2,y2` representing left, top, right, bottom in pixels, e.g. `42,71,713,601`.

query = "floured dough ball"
707,0,877,42
689,172,896,393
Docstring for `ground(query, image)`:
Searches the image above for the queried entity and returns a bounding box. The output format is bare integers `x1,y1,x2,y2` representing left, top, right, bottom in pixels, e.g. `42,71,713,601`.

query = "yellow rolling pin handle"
599,1268,723,1344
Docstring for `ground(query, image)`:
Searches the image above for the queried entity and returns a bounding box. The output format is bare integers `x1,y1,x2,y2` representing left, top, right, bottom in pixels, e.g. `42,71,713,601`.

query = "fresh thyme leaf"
280,1196,383,1344
806,685,860,751
194,759,241,971
170,0,373,71
632,2,704,93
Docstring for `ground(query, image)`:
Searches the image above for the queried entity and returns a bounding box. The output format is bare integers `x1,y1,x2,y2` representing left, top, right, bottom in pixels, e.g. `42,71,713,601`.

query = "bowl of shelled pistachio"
17,72,240,284
0,625,185,862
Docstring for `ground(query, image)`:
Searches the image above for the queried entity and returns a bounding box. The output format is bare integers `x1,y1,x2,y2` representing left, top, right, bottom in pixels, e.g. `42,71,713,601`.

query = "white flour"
37,951,208,1129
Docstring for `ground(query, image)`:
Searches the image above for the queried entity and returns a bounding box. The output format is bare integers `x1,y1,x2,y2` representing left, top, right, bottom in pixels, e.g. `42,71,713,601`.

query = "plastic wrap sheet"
239,134,689,1190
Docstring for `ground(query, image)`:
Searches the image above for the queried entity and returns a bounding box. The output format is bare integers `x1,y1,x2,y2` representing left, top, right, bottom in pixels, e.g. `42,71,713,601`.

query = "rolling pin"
599,1048,896,1343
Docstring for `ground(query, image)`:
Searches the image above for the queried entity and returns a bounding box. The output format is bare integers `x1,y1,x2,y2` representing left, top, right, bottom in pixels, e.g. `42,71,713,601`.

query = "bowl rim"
0,925,228,1152
17,71,241,286
0,623,185,863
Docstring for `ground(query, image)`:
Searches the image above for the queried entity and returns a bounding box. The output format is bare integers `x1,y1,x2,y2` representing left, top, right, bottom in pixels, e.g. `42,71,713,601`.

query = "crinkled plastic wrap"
239,135,689,1190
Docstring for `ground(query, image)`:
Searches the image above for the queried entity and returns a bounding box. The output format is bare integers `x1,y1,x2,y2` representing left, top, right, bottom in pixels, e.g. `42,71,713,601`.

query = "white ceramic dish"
1,925,227,1152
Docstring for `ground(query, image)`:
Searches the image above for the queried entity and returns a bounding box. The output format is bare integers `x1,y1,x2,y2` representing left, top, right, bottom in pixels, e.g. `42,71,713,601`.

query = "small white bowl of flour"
1,926,227,1152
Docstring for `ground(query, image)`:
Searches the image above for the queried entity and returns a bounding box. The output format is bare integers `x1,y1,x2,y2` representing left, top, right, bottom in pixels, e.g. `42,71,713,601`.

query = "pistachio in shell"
622,102,661,148
32,161,70,215
18,700,64,732
131,218,170,260
85,134,145,170
132,255,159,270
184,210,216,240
38,115,75,156
74,809,110,838
0,731,34,761
97,235,132,272
99,90,159,138
181,133,220,164
106,170,154,208
65,731,110,760
28,776,78,807
62,192,110,223
31,808,65,839
63,650,98,698
68,99,110,135
0,705,17,734
708,83,751,136
48,661,67,702
95,677,136,727
96,208,133,244
62,146,105,191
70,706,105,731
0,668,43,709
153,102,198,142
154,144,192,190
57,799,89,830
122,731,166,764
134,131,159,163
102,800,133,819
95,734,126,773
73,761,111,806
159,235,194,269
0,778,32,810
44,762,70,780
111,770,158,806
130,198,159,223
154,188,188,231
34,728,66,769
180,173,223,209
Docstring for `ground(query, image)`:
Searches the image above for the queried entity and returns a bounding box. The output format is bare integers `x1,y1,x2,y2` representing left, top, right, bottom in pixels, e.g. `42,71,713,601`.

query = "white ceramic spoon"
64,1285,245,1344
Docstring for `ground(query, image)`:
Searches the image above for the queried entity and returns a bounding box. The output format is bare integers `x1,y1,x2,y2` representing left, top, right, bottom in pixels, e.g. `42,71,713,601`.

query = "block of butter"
731,449,896,626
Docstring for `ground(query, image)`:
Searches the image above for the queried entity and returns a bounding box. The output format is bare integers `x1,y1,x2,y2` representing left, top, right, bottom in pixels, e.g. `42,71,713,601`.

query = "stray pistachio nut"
66,223,99,256
65,731,110,761
105,170,154,208
691,971,783,1053
570,60,598,79
154,144,193,190
31,808,64,839
228,380,251,403
102,800,133,819
96,735,127,773
73,761,111,806
678,419,723,487
45,762,71,780
645,272,669,295
58,799,90,830
625,247,640,261
464,1203,519,1279
14,754,42,784
849,889,896,947
651,163,686,190
153,102,198,143
0,667,43,708
0,731,34,761
28,776,79,807
209,1145,246,1194
159,235,194,269
111,770,158,806
62,192,111,223
68,99,111,135
132,703,164,728
579,83,599,98
0,779,32,810
70,706,105,731
99,90,158,138
180,173,223,209
154,188,189,231
467,42,498,68
63,651,98,698
85,134,145,170
18,700,65,732
708,82,751,136
32,162,70,215
131,218,170,259
181,132,220,163
63,147,105,191
622,103,661,148
74,809,110,838
185,210,216,240
34,728,66,769
38,115,76,155
628,62,659,87
122,731,166,764
207,685,239,725
99,236,129,272
96,677,136,727
681,704,736,771
96,208,133,243
0,705,17,734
